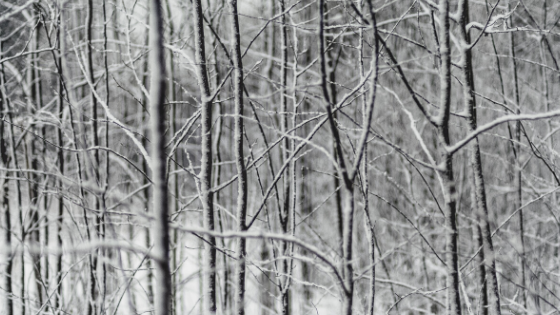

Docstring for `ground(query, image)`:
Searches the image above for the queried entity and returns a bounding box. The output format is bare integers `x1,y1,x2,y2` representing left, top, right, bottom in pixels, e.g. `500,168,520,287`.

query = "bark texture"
193,0,217,313
149,0,171,314
228,1,249,315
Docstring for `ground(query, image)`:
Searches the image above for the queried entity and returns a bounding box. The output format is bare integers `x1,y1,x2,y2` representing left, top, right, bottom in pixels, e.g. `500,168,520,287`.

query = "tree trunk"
507,1,526,309
148,0,172,314
436,1,461,314
279,2,291,314
228,1,249,314
193,0,217,313
55,12,66,309
85,0,100,312
458,1,501,314
0,38,14,315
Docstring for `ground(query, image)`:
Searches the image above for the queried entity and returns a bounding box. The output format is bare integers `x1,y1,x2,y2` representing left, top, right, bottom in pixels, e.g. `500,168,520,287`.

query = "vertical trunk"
319,1,364,313
140,9,154,306
341,188,354,315
0,39,14,315
35,14,50,308
85,0,100,313
228,1,249,314
363,211,375,315
279,2,291,314
101,0,110,310
296,6,313,308
59,3,90,311
149,0,171,315
26,11,44,309
322,1,344,252
86,0,100,181
38,19,50,310
471,143,502,315
436,1,461,314
193,0,217,313
507,1,525,309
3,61,25,315
1,25,28,314
362,2,379,314
210,23,228,315
165,1,179,313
55,11,66,309
473,225,489,315
458,1,501,314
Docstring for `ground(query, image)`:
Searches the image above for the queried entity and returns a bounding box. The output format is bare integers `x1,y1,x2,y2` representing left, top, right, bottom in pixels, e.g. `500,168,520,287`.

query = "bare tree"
2,1,560,315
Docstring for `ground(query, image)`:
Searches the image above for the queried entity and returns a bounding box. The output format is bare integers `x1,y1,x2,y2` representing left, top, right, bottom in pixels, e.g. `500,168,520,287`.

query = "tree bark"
507,1,526,309
279,2,291,314
148,0,172,314
0,38,14,315
436,1,462,314
228,1,249,314
55,12,66,310
193,0,217,313
362,2,379,314
85,0,100,312
458,1,501,314
26,11,44,309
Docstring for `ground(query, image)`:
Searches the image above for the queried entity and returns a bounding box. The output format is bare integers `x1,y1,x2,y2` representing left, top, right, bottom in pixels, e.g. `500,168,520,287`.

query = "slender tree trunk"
362,2,379,314
100,0,111,311
85,0,100,313
26,12,44,309
211,32,229,315
322,1,344,254
55,14,66,310
258,4,276,315
319,0,380,313
473,225,489,315
279,2,291,314
50,6,70,311
458,1,501,314
3,60,25,315
149,0,172,314
193,0,217,313
507,1,526,310
436,1,461,314
61,6,92,313
295,6,313,306
140,9,154,306
165,1,179,313
319,1,349,313
0,39,14,315
228,1,249,314
0,34,27,313
35,14,49,308
37,16,50,310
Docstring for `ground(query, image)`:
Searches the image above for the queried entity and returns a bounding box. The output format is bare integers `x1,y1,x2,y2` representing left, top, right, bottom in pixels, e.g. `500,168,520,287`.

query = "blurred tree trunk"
0,38,14,315
148,0,172,314
26,9,44,309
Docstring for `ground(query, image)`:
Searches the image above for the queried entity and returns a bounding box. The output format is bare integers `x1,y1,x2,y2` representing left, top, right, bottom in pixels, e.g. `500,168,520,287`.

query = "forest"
1,0,560,314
